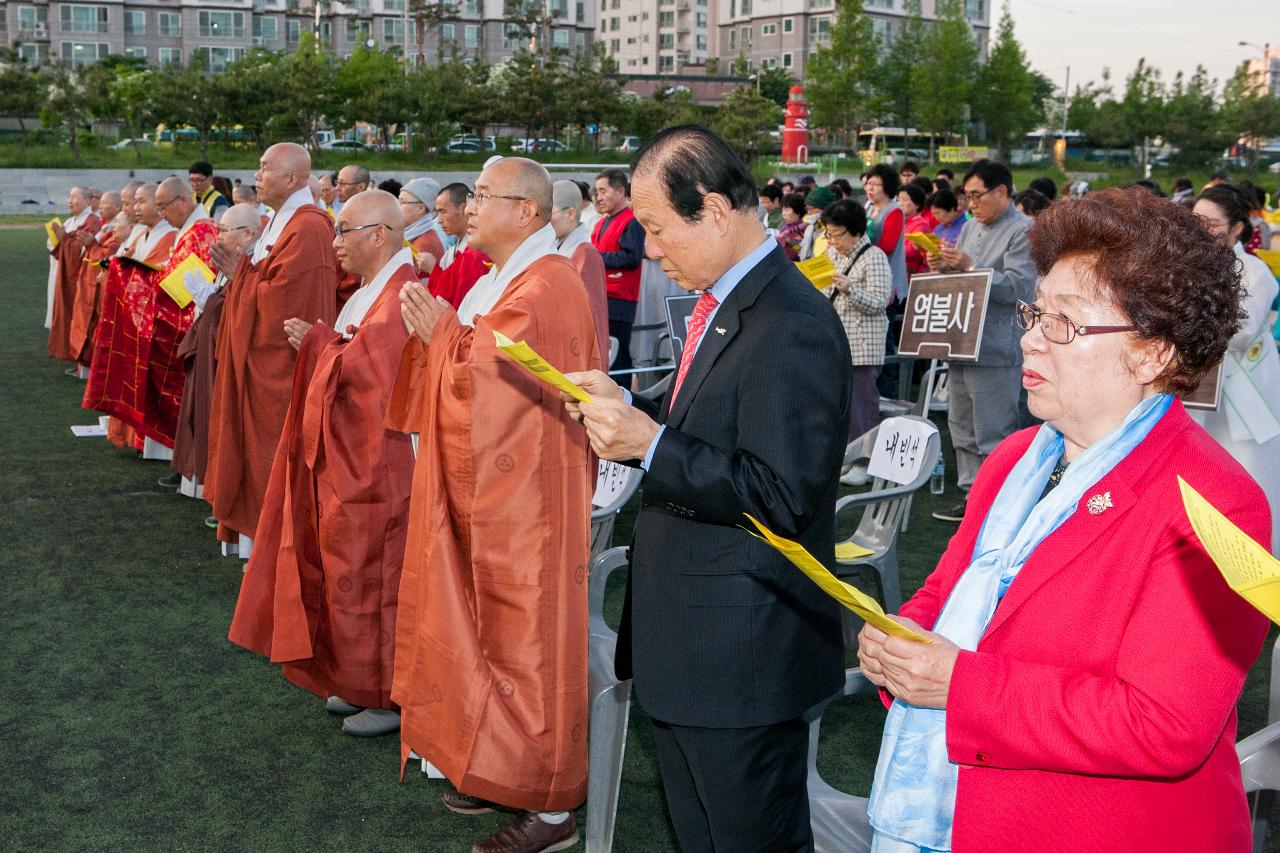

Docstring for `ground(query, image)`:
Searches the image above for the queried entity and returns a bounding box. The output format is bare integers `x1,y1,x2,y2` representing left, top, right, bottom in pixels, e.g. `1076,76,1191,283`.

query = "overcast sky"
1005,0,1277,94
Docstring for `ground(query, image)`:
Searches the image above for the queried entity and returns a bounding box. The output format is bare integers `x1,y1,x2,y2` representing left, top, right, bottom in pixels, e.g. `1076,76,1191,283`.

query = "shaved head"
308,174,322,204
222,202,263,236
552,180,582,213
334,189,404,279
134,183,161,227
156,176,196,227
256,142,311,209
98,191,121,222
158,176,187,198
486,157,553,221
341,189,404,238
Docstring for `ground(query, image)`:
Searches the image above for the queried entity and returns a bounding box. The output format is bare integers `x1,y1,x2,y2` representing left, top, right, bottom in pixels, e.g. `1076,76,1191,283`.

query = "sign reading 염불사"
897,270,993,361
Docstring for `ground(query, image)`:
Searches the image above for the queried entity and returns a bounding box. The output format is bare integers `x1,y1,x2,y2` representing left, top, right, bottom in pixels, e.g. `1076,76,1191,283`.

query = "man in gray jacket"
927,159,1035,522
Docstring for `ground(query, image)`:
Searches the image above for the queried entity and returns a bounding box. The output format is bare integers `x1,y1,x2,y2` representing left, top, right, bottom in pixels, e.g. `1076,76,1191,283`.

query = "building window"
553,29,569,47
659,11,674,26
18,43,41,67
576,31,585,49
124,11,146,35
610,16,620,30
384,0,406,10
441,23,455,40
867,0,893,7
254,16,279,41
124,46,146,59
319,21,332,41
871,19,891,40
60,5,109,35
194,46,245,73
60,41,108,66
741,25,751,46
742,0,752,13
659,33,673,48
642,55,649,65
551,0,568,18
464,0,480,12
159,12,181,36
609,38,620,52
18,7,48,33
158,47,182,65
783,17,793,32
659,55,674,72
695,11,706,26
782,52,792,67
347,19,372,42
808,15,831,39
198,11,245,39
383,18,404,41
695,34,706,50
464,25,479,48
729,30,736,49
810,0,833,8
286,20,302,43
965,0,985,18
761,23,776,35
761,57,776,68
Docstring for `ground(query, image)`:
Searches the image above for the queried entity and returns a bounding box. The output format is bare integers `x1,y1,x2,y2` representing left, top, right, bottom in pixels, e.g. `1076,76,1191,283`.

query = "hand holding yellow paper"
45,218,61,250
493,330,593,404
905,232,942,255
1178,476,1280,625
159,254,214,309
796,254,836,290
743,514,930,643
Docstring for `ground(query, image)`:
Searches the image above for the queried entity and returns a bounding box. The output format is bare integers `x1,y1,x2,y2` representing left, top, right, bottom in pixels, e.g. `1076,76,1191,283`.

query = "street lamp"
1238,41,1273,92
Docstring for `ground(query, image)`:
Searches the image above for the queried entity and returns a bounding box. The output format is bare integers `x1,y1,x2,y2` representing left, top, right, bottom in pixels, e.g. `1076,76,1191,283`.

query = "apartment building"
716,0,991,80
596,0,712,74
1,0,595,70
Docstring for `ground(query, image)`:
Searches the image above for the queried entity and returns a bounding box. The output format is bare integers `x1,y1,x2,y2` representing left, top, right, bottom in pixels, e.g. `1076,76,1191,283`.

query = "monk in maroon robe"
48,187,101,362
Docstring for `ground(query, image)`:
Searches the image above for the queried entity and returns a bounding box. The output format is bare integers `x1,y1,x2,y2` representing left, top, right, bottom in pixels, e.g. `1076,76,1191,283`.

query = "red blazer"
895,400,1269,852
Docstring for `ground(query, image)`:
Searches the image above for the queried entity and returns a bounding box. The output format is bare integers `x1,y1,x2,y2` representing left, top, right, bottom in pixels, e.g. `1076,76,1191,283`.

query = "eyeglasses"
466,191,529,208
154,197,177,210
825,227,851,240
1015,300,1135,345
336,180,365,188
399,199,425,207
217,225,251,235
966,187,995,203
334,222,386,241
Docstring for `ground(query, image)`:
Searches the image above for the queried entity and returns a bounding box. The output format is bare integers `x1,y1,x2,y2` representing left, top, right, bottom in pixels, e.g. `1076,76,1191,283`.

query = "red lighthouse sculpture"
782,84,809,164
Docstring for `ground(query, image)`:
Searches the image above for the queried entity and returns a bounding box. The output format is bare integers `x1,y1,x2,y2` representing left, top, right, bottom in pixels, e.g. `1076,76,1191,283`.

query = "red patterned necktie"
669,290,719,410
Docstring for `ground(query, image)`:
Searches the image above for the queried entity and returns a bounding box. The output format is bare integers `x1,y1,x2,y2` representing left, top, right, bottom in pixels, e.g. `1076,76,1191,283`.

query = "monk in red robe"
171,204,263,491
230,190,414,738
390,157,600,853
67,193,124,367
552,180,611,361
83,184,177,445
47,186,101,363
141,177,219,449
332,164,370,307
424,182,490,309
204,143,338,552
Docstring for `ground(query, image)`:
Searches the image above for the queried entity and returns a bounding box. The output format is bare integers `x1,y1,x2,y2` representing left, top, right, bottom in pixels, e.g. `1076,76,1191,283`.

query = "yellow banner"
743,514,930,642
45,218,61,250
493,330,592,403
1179,476,1280,625
937,146,989,163
159,254,214,309
797,253,836,290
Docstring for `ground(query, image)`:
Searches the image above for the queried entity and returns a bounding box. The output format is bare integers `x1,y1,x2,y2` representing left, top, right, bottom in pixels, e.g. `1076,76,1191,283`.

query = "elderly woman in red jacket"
858,187,1269,853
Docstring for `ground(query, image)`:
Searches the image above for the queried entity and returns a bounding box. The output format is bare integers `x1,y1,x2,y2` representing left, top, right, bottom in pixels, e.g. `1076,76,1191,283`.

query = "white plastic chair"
590,461,643,562
806,667,877,852
585,546,632,853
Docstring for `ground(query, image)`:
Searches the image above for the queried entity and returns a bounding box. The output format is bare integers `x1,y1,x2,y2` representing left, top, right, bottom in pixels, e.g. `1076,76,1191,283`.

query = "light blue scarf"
868,392,1174,851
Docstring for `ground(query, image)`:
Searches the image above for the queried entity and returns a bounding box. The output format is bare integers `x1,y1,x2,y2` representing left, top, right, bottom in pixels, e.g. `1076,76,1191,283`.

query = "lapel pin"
1086,491,1113,515
714,327,726,335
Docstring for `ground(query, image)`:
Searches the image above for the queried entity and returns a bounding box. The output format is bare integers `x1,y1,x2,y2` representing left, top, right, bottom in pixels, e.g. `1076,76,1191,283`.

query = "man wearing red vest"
591,168,646,372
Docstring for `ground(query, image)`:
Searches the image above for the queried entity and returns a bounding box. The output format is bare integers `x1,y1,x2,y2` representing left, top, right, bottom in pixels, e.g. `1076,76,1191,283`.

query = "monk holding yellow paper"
389,157,600,853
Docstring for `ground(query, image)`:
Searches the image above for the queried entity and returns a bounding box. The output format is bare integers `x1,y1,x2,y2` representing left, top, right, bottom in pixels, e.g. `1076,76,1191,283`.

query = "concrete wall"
1,166,611,215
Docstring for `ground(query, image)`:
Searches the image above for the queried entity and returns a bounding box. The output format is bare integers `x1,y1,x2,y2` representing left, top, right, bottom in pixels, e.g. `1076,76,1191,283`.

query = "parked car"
319,139,371,151
110,138,155,150
445,135,497,153
514,138,569,153
616,135,641,153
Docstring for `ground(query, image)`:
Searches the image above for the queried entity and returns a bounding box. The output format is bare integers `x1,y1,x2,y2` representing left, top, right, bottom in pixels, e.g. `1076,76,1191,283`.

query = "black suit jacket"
616,243,852,728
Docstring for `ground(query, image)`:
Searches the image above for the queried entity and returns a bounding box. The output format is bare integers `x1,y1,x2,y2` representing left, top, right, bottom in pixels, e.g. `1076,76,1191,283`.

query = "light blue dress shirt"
635,236,777,469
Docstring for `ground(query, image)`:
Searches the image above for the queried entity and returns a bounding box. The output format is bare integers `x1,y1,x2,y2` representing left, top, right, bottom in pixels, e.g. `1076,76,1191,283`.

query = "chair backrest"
590,462,644,560
588,546,630,642
838,417,941,550
608,336,619,368
635,371,673,403
911,362,949,417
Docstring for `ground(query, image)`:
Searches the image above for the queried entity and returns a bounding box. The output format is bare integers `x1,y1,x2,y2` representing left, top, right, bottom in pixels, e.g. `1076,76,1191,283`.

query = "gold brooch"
1086,492,1113,515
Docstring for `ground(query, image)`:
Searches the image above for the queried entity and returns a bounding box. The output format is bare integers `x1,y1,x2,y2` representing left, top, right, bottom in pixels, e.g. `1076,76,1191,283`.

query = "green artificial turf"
2,225,1277,851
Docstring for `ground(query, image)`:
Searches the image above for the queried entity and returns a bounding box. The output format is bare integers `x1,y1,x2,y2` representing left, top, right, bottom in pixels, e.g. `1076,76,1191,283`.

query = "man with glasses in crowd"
333,165,373,306
188,161,230,223
927,159,1036,522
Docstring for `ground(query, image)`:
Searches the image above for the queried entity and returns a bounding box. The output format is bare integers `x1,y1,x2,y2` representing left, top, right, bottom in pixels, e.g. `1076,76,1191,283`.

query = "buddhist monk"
333,165,370,306
67,192,123,367
83,183,177,449
143,176,218,454
171,204,263,496
398,178,444,278
204,142,338,553
229,190,415,738
47,187,101,362
552,179,610,362
426,182,490,309
319,173,341,219
389,157,600,853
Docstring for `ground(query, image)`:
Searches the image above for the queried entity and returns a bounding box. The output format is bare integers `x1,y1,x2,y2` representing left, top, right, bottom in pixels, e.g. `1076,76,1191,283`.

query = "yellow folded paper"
159,254,214,309
1255,249,1280,278
493,330,592,404
45,218,61,250
905,231,942,255
1180,477,1280,624
743,514,930,642
796,254,836,289
835,540,874,561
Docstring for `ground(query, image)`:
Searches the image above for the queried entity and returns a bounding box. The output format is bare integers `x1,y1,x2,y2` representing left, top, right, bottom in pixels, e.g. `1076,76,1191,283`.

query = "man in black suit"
565,125,851,852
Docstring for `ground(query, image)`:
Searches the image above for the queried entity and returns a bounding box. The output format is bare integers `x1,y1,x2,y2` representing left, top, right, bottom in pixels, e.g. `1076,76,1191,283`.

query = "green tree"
280,33,337,150
971,2,1037,161
756,66,795,108
147,52,223,158
494,48,568,143
1120,57,1165,170
1162,66,1228,166
408,0,459,65
40,62,92,160
804,0,881,146
214,49,290,151
877,0,926,160
1222,61,1280,169
710,86,782,164
563,43,625,150
334,45,414,148
912,0,978,161
0,47,48,151
80,56,152,158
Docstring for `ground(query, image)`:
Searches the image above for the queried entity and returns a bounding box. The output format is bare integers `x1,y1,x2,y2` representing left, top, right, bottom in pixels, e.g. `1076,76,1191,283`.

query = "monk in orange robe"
139,177,219,448
83,184,177,445
230,190,414,738
552,179,611,360
171,204,263,489
204,143,338,551
398,178,444,280
47,186,101,362
333,164,370,308
67,193,124,367
425,181,491,309
389,157,600,853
